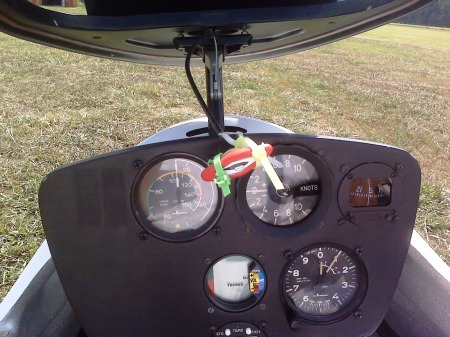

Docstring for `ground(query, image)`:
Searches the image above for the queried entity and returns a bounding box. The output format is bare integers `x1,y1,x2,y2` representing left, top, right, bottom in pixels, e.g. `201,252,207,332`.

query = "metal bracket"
175,31,252,135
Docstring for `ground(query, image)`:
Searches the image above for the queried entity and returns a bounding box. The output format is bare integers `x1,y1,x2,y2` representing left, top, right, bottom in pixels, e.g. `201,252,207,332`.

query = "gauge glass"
245,154,320,226
349,178,392,207
136,156,219,237
206,255,266,311
282,244,366,320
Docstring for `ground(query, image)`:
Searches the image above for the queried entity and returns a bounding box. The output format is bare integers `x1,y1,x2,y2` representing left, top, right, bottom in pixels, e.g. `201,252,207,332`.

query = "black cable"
184,33,224,135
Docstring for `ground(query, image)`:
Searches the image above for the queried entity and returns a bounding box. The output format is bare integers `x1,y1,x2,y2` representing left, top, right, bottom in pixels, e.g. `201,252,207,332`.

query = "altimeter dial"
282,243,367,322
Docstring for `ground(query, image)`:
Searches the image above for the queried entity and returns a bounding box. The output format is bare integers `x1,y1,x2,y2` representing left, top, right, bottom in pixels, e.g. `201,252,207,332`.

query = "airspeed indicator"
133,155,222,241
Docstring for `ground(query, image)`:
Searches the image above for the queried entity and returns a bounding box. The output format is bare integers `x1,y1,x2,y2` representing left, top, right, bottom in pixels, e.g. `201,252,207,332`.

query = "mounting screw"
207,307,215,314
212,226,221,235
259,303,266,310
290,320,302,330
284,250,293,259
355,246,363,255
338,218,347,226
347,173,354,180
133,159,144,169
209,326,217,334
259,322,267,330
386,213,400,223
395,163,404,172
258,254,265,260
204,258,212,265
139,232,149,240
354,310,363,319
348,215,356,224
340,165,350,174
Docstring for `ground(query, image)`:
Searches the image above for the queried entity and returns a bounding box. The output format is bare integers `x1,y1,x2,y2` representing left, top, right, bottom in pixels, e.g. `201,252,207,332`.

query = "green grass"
42,4,87,15
1,23,449,301
355,24,450,50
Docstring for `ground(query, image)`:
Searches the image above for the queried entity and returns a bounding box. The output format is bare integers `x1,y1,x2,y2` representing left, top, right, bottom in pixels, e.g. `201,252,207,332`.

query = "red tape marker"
202,144,273,181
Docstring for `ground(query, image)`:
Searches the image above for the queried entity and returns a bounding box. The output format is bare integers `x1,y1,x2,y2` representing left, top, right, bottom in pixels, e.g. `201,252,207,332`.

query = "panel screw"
386,213,399,223
391,172,397,178
260,322,267,330
207,307,215,314
139,232,149,240
354,310,363,319
338,218,347,226
259,303,266,310
209,326,217,334
133,159,144,169
212,226,221,235
290,320,302,330
395,163,404,172
340,165,350,174
284,250,293,259
355,247,363,255
258,254,265,260
204,258,212,265
347,173,354,179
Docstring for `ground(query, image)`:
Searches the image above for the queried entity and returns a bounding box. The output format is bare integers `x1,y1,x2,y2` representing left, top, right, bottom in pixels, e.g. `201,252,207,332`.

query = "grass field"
1,23,449,301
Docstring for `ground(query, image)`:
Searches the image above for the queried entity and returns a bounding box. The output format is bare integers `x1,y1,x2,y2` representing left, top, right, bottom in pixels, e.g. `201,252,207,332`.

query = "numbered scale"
245,149,322,226
282,243,368,323
132,155,222,241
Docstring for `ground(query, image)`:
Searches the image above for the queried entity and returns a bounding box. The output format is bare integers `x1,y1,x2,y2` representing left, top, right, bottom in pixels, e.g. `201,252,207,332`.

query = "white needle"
175,160,179,188
326,251,342,273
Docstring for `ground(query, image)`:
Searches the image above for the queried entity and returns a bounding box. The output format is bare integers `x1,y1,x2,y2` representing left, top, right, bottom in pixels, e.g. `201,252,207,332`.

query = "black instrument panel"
39,134,421,337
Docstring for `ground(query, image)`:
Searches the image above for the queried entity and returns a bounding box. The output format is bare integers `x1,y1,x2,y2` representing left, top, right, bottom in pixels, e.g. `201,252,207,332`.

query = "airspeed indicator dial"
133,155,221,242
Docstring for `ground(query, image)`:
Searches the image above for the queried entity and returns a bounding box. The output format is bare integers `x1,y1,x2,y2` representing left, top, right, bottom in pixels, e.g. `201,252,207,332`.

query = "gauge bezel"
236,145,332,238
281,243,368,324
131,153,223,242
204,254,267,312
338,162,403,226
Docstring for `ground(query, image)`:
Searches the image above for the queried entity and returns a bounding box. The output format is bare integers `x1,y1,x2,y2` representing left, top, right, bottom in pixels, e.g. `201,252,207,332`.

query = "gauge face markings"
282,244,366,320
245,153,321,226
147,171,203,217
135,156,220,238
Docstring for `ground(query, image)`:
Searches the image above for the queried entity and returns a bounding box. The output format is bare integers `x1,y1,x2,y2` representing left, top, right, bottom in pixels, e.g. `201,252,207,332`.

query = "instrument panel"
38,134,421,337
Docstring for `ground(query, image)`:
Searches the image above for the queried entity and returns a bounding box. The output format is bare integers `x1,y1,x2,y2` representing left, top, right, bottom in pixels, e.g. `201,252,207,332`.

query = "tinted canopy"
0,0,434,65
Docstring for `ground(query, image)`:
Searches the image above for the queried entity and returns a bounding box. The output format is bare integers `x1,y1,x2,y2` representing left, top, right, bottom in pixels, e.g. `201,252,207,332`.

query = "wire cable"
184,32,224,135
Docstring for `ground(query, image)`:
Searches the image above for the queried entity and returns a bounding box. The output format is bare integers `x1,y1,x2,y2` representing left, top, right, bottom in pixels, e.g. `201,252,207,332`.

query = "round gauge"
245,152,321,226
133,155,221,241
282,244,367,322
205,255,266,312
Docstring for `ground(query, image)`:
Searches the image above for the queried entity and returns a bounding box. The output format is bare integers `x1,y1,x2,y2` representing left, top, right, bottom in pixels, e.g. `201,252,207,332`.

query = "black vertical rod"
204,47,225,135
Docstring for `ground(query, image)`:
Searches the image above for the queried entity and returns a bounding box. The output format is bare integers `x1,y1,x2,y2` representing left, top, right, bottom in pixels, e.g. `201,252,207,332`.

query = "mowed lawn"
1,23,449,300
